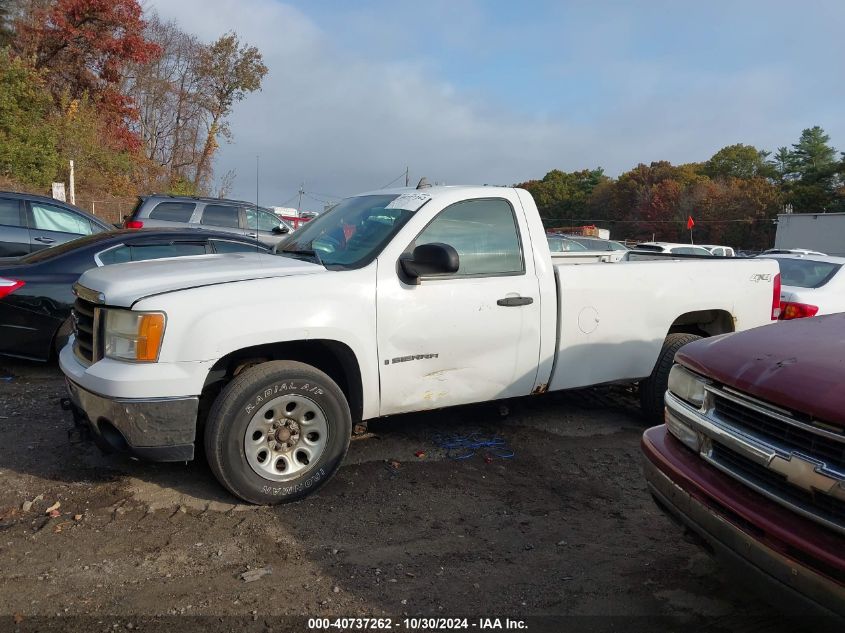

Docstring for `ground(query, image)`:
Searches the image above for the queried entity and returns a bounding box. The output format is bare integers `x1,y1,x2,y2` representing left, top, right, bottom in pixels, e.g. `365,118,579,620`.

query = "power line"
380,171,409,189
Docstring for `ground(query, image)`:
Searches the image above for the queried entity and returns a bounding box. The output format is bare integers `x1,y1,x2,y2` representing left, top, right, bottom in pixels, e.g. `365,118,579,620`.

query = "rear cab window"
148,202,196,222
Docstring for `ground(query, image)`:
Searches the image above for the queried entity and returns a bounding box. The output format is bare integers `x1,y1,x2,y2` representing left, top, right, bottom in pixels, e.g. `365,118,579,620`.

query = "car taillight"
779,301,819,320
0,278,25,299
124,220,144,229
771,273,781,320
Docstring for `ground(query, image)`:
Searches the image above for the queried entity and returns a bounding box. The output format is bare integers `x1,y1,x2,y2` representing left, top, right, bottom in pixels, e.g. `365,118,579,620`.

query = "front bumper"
643,425,845,618
65,377,197,462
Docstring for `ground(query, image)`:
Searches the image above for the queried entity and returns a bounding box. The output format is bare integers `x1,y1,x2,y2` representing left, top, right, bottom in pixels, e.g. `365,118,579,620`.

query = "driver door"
376,196,542,416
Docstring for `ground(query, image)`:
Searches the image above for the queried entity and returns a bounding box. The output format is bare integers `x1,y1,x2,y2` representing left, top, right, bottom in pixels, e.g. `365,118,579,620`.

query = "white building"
775,212,845,256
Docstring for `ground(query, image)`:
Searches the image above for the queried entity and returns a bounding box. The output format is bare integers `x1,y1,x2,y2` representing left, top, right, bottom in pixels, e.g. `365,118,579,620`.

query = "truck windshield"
276,194,417,269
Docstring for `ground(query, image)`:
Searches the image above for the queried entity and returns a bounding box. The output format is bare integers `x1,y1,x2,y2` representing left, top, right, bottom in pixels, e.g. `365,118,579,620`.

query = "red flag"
686,215,695,230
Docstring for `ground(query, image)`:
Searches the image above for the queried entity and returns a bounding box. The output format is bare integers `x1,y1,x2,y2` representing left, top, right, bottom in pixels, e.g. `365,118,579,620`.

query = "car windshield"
547,236,588,252
276,194,419,268
571,237,611,251
776,258,842,288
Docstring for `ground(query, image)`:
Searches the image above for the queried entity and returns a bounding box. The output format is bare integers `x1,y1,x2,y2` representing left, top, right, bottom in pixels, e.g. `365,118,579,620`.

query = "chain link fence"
74,197,138,226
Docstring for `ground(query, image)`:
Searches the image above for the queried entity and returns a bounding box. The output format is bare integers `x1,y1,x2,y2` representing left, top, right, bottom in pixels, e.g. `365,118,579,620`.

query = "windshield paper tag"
385,192,431,212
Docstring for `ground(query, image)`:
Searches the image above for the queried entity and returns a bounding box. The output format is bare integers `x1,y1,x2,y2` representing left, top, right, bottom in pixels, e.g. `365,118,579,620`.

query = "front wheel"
639,333,702,423
204,361,352,504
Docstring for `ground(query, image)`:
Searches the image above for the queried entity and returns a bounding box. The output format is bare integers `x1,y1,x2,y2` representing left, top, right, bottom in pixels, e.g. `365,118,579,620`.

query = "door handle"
246,232,258,238
497,296,534,307
34,236,55,244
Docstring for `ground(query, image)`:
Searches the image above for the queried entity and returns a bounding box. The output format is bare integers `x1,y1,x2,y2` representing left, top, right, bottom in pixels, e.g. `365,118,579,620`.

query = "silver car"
124,195,291,247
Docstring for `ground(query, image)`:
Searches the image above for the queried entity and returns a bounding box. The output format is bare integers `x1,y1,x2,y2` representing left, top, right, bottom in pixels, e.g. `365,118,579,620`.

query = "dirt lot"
0,359,790,631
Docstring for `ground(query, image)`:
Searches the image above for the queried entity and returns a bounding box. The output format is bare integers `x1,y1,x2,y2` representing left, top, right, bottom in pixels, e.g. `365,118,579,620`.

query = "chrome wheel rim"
244,393,328,482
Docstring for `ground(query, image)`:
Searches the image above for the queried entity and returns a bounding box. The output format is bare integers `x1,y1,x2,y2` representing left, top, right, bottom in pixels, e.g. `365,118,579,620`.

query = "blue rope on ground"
430,430,515,461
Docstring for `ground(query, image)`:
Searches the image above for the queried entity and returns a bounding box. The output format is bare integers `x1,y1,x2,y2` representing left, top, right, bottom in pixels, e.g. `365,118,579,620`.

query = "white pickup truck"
60,186,781,504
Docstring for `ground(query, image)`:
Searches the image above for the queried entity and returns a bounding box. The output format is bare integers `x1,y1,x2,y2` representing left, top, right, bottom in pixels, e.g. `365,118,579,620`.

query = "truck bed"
548,258,778,391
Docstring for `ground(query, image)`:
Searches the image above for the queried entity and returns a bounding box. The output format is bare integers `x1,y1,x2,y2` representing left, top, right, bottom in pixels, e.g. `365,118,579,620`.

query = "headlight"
667,364,707,408
104,310,166,362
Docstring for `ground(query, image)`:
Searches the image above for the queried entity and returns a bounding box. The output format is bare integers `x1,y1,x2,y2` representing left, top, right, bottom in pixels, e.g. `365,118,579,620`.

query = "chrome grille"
711,389,845,475
72,297,101,365
710,442,845,535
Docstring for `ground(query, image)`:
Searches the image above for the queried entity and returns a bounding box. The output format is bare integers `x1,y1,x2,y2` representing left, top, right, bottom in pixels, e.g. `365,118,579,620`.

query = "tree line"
517,127,845,249
0,0,267,200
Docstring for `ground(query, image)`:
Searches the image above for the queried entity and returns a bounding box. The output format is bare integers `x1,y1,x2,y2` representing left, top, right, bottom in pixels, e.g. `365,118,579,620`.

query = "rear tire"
639,333,702,423
204,360,351,505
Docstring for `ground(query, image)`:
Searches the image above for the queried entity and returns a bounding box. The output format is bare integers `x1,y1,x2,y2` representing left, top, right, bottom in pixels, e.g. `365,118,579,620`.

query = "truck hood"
676,314,845,426
77,252,323,307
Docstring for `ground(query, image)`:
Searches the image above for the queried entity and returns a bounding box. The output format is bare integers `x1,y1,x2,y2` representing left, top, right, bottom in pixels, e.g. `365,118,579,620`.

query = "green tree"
516,168,608,223
704,143,771,180
0,49,59,187
791,126,836,172
784,126,841,212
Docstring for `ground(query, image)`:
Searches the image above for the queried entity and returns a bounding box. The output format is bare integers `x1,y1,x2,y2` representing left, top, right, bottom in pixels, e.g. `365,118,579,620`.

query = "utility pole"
405,166,409,187
297,182,305,213
255,155,260,207
69,160,76,205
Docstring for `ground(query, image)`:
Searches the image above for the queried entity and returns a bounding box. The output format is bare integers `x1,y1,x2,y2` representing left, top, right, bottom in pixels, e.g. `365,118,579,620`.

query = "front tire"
204,361,352,504
639,333,702,423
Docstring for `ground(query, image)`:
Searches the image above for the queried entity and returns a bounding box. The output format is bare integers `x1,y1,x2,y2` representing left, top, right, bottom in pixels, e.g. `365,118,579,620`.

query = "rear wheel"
639,333,702,423
204,360,351,504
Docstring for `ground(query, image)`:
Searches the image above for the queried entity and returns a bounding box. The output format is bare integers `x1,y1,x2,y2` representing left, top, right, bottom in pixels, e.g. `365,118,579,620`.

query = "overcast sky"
150,0,845,210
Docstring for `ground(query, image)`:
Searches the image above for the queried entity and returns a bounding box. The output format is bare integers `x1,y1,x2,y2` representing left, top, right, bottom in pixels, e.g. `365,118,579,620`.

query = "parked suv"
0,191,112,257
125,195,292,247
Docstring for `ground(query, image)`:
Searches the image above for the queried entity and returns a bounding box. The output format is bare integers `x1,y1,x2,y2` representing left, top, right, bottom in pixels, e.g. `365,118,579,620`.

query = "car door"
376,196,542,416
243,207,290,246
0,197,30,256
198,203,245,237
26,200,95,251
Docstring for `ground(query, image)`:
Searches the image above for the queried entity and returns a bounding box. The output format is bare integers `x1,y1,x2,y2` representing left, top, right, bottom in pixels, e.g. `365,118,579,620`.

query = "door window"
211,239,268,254
413,199,523,276
130,243,208,261
148,202,196,222
245,208,284,232
97,245,132,265
0,198,22,226
30,202,93,235
200,204,240,228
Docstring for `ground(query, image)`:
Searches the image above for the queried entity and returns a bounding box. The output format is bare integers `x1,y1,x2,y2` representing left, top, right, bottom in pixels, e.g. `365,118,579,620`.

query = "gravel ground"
0,359,797,632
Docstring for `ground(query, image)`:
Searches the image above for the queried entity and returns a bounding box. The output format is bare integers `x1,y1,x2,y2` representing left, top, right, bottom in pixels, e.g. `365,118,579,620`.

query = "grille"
72,297,100,364
713,394,845,475
711,442,845,534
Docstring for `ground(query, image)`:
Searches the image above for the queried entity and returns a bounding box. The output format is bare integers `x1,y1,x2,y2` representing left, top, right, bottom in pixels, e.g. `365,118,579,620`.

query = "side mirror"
272,225,290,235
399,242,459,284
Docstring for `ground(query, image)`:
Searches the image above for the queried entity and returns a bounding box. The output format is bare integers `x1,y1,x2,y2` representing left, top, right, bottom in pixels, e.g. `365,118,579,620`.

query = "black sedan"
0,229,271,361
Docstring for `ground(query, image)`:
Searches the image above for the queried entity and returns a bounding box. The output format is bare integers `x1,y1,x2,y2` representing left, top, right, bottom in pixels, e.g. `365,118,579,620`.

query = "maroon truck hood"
676,314,845,427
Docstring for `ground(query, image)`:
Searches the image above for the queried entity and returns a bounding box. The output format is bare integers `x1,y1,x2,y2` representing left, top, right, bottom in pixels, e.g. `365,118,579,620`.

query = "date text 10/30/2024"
307,618,528,630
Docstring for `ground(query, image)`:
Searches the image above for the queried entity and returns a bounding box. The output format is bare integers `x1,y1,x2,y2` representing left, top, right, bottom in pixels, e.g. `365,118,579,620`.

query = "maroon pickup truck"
642,314,845,617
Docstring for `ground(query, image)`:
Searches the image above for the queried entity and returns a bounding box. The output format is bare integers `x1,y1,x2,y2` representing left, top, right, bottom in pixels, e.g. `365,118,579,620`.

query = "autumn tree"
14,0,160,150
125,14,206,192
193,32,267,190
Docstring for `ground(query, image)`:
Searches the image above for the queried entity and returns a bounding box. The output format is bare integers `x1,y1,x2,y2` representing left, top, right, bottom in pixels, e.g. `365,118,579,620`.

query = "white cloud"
149,0,844,208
